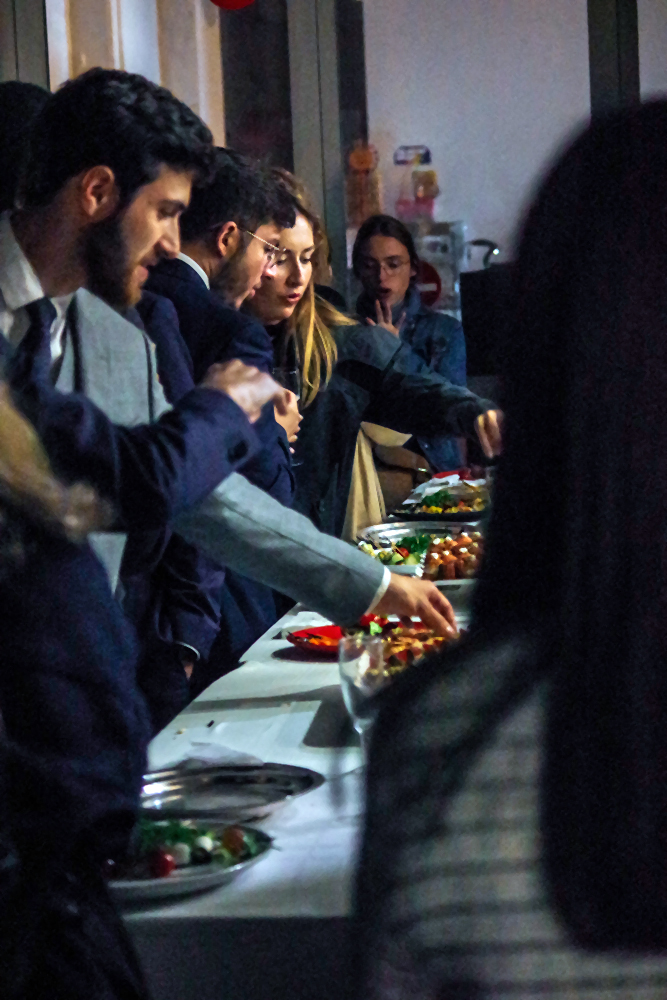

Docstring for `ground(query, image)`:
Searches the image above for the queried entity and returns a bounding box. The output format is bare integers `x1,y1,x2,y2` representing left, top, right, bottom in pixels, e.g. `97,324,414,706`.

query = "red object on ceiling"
210,0,255,8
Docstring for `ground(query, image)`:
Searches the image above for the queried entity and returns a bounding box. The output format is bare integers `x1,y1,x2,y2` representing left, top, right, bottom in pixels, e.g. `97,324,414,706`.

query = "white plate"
109,827,272,905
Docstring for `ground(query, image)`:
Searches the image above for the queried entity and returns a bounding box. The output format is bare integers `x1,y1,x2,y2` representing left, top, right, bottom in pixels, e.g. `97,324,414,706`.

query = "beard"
82,211,133,310
209,239,251,308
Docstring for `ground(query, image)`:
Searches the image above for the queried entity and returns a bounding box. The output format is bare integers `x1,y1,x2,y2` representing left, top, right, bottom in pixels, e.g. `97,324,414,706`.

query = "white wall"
44,0,224,143
639,0,667,98
363,0,591,259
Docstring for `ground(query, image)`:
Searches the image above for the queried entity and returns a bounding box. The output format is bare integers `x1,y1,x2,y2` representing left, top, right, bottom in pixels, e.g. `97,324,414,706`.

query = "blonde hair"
272,170,355,407
0,382,112,550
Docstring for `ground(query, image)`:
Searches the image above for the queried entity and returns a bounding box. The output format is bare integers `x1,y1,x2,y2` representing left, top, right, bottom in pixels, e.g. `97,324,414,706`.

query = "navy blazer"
145,258,295,673
134,290,194,403
0,519,149,866
11,374,257,532
146,257,294,506
124,291,227,663
146,257,274,375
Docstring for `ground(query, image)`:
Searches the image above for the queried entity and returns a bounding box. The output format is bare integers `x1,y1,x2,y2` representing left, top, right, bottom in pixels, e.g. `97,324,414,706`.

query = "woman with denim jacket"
353,214,468,472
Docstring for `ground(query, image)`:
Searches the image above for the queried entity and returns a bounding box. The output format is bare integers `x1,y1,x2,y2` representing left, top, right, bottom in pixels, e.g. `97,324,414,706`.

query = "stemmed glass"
338,635,387,759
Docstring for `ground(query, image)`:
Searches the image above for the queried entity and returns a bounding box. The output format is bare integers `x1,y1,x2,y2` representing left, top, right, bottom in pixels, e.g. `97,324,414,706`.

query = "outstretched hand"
373,574,458,637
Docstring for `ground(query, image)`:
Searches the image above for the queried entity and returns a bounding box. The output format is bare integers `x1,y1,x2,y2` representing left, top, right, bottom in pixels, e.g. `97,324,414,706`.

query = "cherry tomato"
149,849,176,878
222,826,246,855
396,547,409,558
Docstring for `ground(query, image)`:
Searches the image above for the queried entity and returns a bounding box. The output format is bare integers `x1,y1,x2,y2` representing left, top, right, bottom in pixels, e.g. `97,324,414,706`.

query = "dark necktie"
6,297,57,388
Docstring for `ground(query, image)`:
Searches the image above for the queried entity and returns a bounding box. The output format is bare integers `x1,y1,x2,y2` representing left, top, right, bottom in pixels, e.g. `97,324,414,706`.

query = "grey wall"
638,0,667,97
0,0,48,85
364,0,591,258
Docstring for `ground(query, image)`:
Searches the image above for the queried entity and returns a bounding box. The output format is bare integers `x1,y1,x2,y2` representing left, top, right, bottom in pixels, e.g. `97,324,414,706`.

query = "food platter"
358,520,478,544
141,763,325,822
393,506,484,523
109,823,272,904
357,521,480,576
393,474,489,521
287,617,454,664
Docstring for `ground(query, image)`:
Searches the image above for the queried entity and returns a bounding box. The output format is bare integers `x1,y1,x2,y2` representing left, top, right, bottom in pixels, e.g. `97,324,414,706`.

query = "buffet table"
125,606,365,1000
126,598,468,999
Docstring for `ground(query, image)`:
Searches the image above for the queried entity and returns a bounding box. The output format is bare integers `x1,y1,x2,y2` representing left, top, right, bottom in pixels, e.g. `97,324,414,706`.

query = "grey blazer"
66,289,384,624
58,288,169,589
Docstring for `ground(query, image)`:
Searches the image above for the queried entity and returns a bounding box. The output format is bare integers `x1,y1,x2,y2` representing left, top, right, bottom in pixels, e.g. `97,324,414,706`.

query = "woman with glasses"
353,215,468,472
245,174,501,537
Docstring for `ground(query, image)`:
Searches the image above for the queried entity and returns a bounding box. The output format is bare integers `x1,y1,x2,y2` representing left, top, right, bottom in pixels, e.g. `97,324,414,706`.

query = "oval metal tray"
357,521,480,545
141,763,325,822
392,506,486,522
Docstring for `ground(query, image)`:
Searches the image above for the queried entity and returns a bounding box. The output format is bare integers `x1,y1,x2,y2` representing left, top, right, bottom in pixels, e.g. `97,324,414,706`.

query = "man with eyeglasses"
144,148,303,690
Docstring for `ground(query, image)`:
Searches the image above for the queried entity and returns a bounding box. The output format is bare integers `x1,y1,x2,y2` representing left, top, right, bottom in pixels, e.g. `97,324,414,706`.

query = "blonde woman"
0,383,150,999
246,173,501,537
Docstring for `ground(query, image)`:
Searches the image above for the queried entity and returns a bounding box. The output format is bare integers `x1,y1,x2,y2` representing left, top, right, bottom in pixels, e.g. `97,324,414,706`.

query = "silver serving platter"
358,520,479,543
110,825,272,904
357,521,480,575
141,763,325,822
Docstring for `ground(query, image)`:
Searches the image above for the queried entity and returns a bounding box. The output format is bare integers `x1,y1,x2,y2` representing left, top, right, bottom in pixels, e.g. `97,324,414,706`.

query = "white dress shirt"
0,211,73,363
177,251,210,290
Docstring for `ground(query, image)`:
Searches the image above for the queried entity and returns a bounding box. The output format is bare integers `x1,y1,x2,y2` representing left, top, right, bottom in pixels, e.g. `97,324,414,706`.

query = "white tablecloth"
126,607,363,1000
126,603,467,999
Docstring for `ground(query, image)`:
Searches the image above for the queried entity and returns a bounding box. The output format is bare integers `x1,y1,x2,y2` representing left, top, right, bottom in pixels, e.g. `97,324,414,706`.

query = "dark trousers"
0,861,150,1000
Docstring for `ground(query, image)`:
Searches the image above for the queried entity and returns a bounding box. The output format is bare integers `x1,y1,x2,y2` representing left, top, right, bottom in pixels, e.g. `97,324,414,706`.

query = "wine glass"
338,635,387,759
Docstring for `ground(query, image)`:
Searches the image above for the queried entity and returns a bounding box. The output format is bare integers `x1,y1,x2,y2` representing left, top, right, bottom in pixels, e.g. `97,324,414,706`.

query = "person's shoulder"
137,289,180,326
416,303,464,340
149,257,200,286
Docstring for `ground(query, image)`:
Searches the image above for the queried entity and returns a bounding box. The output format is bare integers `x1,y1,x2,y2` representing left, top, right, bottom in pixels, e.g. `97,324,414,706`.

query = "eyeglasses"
358,256,411,277
244,230,282,266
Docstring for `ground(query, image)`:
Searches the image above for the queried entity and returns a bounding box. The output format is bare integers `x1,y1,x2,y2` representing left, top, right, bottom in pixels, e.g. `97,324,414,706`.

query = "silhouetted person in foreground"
354,100,667,999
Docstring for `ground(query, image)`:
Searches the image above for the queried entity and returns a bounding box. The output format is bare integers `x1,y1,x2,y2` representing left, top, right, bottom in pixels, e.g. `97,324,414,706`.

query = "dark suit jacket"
145,258,295,674
0,520,149,866
126,290,226,662
146,257,273,375
10,365,257,532
0,515,150,1000
121,292,229,729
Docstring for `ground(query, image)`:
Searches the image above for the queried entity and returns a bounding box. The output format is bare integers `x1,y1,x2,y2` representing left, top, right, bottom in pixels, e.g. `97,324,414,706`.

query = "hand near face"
201,360,289,424
373,575,458,637
475,409,503,460
273,389,302,443
365,298,406,338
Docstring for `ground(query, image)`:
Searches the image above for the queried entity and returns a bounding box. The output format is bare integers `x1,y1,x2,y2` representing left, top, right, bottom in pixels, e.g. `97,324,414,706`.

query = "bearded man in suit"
2,68,458,676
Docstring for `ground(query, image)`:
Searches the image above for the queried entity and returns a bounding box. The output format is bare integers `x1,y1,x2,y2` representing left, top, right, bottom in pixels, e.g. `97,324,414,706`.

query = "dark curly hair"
20,68,214,210
0,81,49,213
179,147,296,244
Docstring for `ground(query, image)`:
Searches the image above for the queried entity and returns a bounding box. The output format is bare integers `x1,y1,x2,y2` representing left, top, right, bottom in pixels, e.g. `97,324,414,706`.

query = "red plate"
287,625,344,656
286,617,430,658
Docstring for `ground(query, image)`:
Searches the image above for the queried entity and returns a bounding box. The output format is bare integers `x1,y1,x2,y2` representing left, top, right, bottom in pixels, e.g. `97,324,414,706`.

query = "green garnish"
398,534,433,555
369,620,383,635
